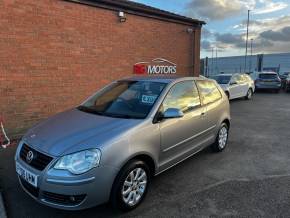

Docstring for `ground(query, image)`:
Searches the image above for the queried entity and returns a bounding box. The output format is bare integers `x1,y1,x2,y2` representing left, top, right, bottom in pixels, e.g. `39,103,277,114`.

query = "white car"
212,73,255,100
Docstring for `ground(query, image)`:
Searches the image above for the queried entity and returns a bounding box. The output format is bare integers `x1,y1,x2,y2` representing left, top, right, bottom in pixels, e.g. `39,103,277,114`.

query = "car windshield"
259,74,278,80
78,80,167,119
212,75,232,84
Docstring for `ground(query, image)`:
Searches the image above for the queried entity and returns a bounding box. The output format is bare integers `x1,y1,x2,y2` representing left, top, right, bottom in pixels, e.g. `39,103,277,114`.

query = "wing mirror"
230,81,237,85
163,108,184,119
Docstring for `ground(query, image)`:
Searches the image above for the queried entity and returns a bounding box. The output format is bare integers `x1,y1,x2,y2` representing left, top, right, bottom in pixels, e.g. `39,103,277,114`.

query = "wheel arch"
222,118,230,129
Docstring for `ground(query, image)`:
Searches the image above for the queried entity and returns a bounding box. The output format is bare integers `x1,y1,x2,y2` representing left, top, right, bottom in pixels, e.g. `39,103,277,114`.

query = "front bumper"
15,141,119,210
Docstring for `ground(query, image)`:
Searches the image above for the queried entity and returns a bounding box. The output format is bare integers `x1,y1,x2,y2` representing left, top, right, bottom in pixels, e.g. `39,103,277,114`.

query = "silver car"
15,76,230,211
212,73,255,100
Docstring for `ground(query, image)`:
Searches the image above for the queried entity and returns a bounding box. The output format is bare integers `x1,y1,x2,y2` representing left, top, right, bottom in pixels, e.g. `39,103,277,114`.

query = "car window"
231,75,238,83
161,81,201,113
235,75,244,83
244,74,252,81
259,74,278,79
196,80,222,105
212,75,232,84
79,80,166,119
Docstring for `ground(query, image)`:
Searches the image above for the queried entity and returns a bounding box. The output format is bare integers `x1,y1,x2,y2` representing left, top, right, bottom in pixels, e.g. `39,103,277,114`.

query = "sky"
132,0,290,58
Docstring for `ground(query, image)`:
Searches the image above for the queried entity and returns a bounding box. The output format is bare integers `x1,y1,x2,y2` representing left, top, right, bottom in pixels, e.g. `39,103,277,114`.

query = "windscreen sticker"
141,95,158,104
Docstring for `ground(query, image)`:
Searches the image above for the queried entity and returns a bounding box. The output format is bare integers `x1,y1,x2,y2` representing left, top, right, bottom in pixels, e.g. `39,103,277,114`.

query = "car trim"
46,177,96,186
162,125,216,152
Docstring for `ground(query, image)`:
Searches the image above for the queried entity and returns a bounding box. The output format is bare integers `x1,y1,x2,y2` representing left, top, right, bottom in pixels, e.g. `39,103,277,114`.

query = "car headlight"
54,149,101,175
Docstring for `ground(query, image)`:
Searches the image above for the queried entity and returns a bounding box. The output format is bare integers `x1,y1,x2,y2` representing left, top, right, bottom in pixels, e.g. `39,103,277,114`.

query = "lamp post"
244,10,250,73
249,38,253,73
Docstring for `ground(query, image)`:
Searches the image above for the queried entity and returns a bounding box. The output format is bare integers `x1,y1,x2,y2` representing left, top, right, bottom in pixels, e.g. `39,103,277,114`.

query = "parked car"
15,76,230,211
279,72,290,89
284,74,290,92
255,72,281,93
211,73,255,100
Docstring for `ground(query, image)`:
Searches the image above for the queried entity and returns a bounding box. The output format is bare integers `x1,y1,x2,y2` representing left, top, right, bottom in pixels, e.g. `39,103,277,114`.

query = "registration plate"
16,162,38,187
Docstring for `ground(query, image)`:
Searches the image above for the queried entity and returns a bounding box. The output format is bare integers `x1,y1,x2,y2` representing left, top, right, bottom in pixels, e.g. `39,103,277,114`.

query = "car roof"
120,76,211,84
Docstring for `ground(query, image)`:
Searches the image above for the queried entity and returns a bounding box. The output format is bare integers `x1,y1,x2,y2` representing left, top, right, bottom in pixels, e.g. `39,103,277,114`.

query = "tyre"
274,89,280,93
110,160,150,211
211,123,229,152
245,88,253,100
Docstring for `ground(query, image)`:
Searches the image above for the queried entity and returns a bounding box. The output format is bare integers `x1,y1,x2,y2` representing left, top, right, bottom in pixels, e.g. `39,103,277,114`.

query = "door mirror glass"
163,108,184,119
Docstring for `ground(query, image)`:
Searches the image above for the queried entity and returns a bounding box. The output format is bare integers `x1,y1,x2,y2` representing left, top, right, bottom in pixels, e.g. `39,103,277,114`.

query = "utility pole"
244,10,250,73
215,48,218,74
211,47,214,75
249,38,253,73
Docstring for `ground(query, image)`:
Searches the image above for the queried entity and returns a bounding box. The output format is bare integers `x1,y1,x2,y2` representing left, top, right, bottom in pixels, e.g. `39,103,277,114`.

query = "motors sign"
134,58,177,75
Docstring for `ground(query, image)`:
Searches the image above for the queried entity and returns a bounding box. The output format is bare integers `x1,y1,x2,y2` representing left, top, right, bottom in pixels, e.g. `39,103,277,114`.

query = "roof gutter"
63,0,206,27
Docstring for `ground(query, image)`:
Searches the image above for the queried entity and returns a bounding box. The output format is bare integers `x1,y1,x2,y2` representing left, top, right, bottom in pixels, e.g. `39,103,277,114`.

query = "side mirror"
230,81,237,85
163,108,184,119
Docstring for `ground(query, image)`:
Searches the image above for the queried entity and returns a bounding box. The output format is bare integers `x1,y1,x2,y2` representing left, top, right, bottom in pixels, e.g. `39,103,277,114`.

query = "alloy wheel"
218,126,228,149
122,168,147,207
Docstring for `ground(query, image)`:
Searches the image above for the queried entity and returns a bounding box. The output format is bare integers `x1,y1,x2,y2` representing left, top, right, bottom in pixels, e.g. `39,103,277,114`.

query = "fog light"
69,196,76,202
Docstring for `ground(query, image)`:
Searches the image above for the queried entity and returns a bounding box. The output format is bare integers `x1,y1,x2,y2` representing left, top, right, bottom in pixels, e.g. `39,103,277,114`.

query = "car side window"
162,81,201,113
196,80,222,105
236,75,243,84
230,75,237,84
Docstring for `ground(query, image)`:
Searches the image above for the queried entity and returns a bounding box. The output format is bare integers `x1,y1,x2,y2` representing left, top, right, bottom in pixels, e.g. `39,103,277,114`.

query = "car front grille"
20,143,53,171
19,177,39,198
42,191,86,206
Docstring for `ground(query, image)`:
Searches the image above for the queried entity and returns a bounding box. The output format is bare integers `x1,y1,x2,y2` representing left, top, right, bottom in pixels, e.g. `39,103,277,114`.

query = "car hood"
23,109,141,156
219,84,229,91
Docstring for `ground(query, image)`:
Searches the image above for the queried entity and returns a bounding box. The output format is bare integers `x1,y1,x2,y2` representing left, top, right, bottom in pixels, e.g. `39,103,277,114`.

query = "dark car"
280,72,290,89
255,72,281,93
284,74,290,92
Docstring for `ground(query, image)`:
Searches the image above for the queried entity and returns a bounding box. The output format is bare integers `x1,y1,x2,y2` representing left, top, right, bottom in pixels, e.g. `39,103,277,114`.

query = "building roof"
65,0,206,26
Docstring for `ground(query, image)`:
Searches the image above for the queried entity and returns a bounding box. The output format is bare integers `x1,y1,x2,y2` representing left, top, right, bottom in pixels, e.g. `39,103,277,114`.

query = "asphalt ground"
1,91,290,217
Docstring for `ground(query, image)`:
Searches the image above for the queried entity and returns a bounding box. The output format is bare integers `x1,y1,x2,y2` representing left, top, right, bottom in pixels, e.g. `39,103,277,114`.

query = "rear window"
196,80,222,105
259,74,278,79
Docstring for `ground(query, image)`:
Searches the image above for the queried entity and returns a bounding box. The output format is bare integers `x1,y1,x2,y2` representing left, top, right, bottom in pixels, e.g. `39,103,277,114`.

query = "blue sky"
133,0,290,58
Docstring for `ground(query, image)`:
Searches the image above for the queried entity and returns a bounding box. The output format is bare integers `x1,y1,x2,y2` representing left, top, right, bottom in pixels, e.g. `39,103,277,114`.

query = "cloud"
260,26,290,41
201,40,212,50
186,0,288,21
232,15,290,38
201,28,214,39
253,1,288,14
186,0,255,21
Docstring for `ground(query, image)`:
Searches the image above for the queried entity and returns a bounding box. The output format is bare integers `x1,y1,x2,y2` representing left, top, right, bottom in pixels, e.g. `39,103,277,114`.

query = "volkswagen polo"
15,76,230,211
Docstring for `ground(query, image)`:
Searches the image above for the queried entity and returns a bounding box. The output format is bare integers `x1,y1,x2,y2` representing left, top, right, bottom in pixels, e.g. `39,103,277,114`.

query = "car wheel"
110,160,150,211
245,88,253,100
211,123,229,152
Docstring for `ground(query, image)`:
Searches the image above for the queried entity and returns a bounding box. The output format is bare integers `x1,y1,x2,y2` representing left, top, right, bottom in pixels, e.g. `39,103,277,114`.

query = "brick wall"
0,0,201,138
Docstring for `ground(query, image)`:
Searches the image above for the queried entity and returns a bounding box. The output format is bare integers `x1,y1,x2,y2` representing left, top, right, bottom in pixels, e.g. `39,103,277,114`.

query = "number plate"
16,162,38,187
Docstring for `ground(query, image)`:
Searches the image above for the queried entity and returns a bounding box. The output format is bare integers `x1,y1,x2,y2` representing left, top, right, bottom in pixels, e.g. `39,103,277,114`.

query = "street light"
244,10,250,73
249,38,253,73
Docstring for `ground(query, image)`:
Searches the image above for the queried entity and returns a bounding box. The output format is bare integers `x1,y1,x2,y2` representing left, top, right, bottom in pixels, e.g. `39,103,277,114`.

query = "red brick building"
0,0,204,138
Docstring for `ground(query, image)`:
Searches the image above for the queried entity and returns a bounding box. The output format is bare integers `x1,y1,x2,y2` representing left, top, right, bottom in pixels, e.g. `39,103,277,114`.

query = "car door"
195,80,223,138
239,75,250,97
229,74,242,99
158,80,208,171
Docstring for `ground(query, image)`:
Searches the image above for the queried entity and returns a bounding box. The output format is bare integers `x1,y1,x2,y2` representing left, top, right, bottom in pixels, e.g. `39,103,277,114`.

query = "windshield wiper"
103,113,137,119
77,106,104,116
